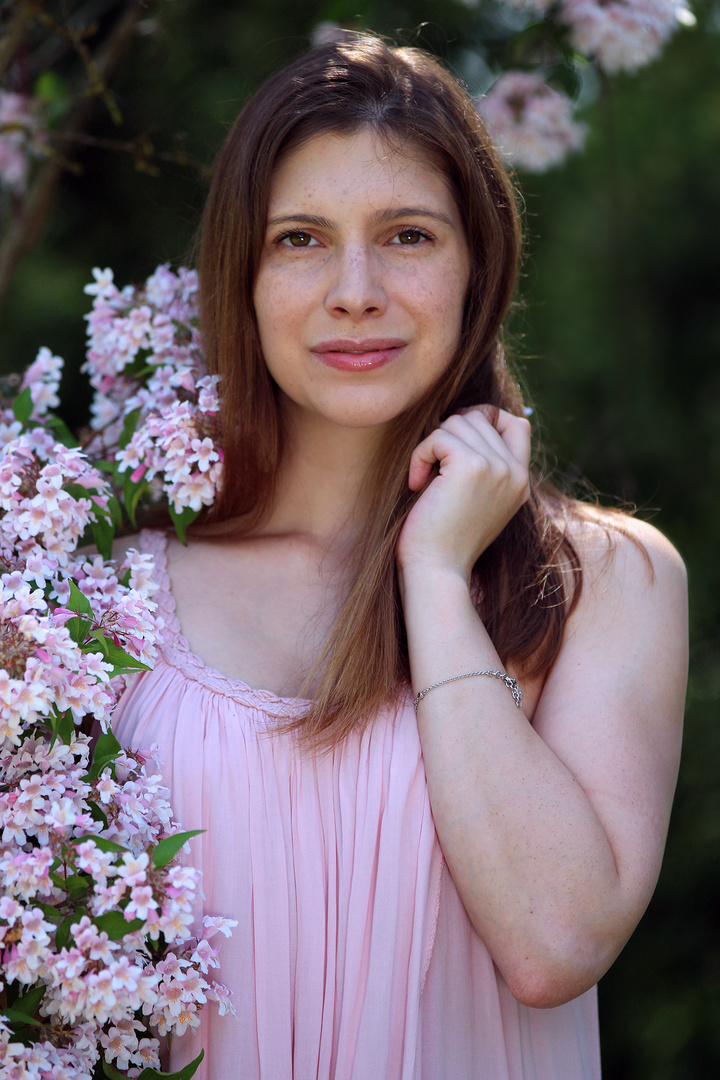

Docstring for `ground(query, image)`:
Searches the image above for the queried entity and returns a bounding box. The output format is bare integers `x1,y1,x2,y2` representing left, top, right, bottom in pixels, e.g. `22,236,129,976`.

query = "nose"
324,246,387,319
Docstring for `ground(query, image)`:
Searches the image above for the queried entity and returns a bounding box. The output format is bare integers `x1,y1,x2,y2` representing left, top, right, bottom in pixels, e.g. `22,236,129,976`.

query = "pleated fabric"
112,530,601,1080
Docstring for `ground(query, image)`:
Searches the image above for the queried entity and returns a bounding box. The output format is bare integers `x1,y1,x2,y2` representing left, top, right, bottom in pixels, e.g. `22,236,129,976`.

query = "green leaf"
2,1007,45,1028
64,481,102,503
94,910,145,939
51,707,76,745
10,985,46,1017
88,799,109,828
169,503,200,546
37,903,63,924
92,514,115,561
12,385,33,425
66,613,92,645
34,70,72,125
95,728,122,761
152,829,204,869
45,413,78,447
86,627,111,656
93,639,150,677
85,728,123,783
102,1063,127,1080
63,873,91,899
108,493,123,530
55,911,76,950
72,833,127,853
106,1049,205,1080
67,579,95,617
35,70,68,103
123,472,149,529
123,350,155,382
118,407,141,451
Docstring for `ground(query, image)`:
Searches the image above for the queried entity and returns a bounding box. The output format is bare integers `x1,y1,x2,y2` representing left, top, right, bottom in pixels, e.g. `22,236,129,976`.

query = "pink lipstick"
311,338,406,371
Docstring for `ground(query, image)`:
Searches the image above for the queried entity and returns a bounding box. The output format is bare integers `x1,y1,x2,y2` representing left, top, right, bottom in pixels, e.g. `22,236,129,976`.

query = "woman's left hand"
396,405,532,580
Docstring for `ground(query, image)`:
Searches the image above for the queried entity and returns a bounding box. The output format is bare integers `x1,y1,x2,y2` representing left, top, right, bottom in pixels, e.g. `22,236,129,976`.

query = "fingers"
407,406,531,494
407,428,464,491
401,405,533,571
462,406,532,472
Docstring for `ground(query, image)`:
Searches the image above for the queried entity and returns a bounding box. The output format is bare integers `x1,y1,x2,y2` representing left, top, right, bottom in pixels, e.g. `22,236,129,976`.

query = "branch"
0,0,158,313
0,0,40,83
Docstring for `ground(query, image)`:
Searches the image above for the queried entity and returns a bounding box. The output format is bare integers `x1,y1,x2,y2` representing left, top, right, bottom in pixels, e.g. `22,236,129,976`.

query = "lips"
311,338,407,372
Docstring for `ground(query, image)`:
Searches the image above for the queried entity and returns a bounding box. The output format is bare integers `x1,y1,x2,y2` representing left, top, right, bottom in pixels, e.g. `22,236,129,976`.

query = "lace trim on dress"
138,528,310,716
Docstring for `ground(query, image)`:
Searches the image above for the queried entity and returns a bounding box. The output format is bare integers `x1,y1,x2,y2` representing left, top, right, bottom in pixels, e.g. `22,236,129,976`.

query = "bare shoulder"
536,505,688,748
564,508,687,620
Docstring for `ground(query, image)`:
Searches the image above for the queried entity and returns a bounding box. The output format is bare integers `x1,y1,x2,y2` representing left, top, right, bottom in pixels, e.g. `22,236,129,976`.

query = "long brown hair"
198,32,582,743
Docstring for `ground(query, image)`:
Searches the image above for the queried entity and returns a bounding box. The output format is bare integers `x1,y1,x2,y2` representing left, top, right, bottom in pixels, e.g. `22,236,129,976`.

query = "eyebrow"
267,206,457,229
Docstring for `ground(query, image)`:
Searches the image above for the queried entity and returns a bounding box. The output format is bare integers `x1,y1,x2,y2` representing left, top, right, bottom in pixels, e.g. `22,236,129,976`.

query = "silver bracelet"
413,669,523,713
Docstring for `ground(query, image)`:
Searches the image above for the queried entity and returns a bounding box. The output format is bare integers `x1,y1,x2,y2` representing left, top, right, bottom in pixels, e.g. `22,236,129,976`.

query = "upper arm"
532,516,688,915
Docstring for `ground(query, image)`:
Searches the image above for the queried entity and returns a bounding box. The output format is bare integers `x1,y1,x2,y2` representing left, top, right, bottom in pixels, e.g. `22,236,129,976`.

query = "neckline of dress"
140,528,313,713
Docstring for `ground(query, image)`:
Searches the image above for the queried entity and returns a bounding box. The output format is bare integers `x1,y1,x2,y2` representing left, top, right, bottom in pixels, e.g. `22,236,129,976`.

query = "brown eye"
282,231,314,247
390,227,432,246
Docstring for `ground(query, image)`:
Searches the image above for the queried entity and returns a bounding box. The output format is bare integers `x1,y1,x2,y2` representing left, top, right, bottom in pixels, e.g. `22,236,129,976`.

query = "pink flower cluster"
0,421,235,1074
478,72,586,172
0,432,111,583
502,0,693,74
82,265,223,517
0,728,237,1075
19,347,63,422
0,583,114,749
561,0,694,74
0,91,41,195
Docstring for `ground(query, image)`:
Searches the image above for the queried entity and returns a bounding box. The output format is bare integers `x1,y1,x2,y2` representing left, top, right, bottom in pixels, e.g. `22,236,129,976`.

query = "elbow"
502,967,596,1010
496,926,626,1010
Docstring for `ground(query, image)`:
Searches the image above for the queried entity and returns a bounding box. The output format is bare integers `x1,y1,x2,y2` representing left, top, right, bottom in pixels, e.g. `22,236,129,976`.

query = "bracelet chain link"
413,669,523,713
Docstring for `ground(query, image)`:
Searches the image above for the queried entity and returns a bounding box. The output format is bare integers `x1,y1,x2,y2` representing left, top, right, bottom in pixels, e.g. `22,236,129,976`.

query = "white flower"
83,267,116,299
560,0,694,73
477,71,586,172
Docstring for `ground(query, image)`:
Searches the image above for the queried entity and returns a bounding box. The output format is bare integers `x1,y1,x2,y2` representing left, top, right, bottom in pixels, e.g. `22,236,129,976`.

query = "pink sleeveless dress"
112,530,601,1080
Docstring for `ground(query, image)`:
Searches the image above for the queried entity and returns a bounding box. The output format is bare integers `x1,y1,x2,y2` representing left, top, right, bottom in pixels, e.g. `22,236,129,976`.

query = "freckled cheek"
403,270,466,336
254,274,312,340
266,265,321,305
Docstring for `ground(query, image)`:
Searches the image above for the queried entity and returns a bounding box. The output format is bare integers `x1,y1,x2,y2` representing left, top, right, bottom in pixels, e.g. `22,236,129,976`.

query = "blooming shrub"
477,71,587,173
0,273,233,1078
82,265,222,541
475,0,694,170
503,0,694,74
560,0,695,74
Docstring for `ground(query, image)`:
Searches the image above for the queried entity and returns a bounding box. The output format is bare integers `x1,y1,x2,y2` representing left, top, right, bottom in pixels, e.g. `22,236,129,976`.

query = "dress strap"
136,528,178,642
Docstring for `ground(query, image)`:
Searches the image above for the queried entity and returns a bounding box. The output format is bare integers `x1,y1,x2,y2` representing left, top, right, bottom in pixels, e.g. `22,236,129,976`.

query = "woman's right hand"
396,405,531,582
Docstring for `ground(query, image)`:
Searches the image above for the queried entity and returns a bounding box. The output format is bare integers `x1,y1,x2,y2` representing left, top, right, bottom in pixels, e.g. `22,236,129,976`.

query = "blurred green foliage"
1,1,719,1076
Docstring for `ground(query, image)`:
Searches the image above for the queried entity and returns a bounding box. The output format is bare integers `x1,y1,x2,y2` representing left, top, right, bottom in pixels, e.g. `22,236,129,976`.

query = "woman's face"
253,127,471,435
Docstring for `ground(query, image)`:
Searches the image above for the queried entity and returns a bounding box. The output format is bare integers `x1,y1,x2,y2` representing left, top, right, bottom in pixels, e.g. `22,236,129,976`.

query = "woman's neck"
261,409,387,547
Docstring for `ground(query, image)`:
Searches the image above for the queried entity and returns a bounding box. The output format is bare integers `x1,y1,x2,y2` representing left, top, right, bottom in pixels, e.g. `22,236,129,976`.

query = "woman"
113,32,688,1080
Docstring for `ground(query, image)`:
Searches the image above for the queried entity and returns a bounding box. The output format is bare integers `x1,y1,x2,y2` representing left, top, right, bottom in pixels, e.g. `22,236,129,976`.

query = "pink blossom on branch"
477,72,586,172
500,0,694,74
0,91,41,195
560,0,695,74
81,264,224,524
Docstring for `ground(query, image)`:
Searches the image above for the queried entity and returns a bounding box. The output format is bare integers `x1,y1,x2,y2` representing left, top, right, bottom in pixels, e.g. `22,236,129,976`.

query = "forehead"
267,127,458,219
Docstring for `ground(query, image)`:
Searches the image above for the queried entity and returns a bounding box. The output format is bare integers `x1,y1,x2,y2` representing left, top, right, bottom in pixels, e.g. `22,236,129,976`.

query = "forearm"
400,561,635,1007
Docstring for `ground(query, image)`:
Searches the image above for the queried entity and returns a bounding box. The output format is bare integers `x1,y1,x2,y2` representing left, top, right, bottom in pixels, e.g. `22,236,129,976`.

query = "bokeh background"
2,1,719,1076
